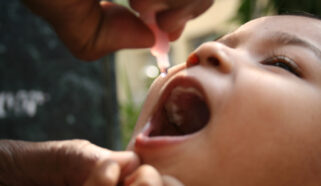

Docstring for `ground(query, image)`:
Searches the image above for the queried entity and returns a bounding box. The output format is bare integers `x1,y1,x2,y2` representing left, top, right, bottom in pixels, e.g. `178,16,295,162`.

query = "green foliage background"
234,0,321,24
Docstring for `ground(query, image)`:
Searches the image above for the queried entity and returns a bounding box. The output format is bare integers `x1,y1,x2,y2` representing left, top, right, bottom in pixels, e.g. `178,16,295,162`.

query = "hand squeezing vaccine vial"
141,12,170,77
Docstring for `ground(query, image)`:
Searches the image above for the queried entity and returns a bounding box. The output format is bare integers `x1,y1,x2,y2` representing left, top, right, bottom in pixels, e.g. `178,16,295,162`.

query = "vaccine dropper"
141,12,170,77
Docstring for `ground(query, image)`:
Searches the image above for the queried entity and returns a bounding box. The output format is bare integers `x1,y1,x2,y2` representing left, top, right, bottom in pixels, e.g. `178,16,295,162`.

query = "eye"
262,56,301,77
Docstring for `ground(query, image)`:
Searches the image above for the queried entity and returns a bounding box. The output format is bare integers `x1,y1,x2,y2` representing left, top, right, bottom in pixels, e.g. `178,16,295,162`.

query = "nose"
187,42,233,73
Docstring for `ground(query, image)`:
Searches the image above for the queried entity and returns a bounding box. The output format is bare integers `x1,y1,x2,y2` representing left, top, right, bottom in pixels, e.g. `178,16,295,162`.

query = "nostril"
207,56,220,66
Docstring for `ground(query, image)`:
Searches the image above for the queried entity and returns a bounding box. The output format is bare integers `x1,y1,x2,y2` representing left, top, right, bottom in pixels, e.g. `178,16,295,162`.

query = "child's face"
127,15,321,185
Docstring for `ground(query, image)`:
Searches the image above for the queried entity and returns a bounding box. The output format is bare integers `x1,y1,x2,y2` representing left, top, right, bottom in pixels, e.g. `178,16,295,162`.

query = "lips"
135,75,210,147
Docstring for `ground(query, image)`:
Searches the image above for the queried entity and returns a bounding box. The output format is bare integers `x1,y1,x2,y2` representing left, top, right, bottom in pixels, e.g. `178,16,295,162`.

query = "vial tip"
160,72,167,78
160,68,168,77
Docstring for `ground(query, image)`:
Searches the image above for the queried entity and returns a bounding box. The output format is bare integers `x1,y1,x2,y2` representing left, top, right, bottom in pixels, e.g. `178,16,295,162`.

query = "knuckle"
73,139,91,144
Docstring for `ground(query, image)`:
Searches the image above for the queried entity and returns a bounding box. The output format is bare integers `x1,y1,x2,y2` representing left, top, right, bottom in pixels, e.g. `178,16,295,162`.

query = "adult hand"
124,165,184,186
130,0,214,41
22,0,214,61
0,139,140,186
22,0,154,60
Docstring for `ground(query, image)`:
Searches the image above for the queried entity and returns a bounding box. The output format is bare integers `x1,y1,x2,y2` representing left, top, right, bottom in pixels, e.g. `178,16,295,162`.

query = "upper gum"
170,86,204,99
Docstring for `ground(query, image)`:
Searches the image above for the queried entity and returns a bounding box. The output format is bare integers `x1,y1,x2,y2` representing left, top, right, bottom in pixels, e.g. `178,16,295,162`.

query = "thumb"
84,160,121,186
124,165,163,186
84,151,140,186
108,151,141,179
162,175,185,186
156,0,214,41
99,1,154,50
123,165,185,186
156,8,191,41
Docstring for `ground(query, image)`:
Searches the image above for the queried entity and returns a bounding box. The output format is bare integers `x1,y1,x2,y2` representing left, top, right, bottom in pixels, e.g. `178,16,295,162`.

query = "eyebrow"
216,31,321,59
271,32,321,59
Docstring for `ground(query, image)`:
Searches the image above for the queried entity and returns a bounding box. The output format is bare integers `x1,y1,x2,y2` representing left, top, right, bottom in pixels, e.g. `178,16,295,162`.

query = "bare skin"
1,0,214,185
0,139,183,186
22,0,214,60
128,15,321,186
0,139,139,185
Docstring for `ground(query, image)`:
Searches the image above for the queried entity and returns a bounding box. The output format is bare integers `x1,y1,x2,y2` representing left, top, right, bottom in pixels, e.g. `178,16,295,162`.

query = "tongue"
164,86,210,135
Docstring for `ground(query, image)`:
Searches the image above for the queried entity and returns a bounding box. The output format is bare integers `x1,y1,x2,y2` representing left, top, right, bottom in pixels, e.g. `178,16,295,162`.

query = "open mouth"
148,77,210,137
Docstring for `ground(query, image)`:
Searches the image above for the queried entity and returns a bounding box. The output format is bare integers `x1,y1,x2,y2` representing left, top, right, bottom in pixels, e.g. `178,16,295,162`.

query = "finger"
108,151,141,179
129,0,169,13
79,1,154,60
157,0,214,34
52,1,154,61
84,160,120,186
129,0,196,13
100,1,155,48
156,7,192,35
124,165,163,186
162,175,185,186
83,142,140,180
167,25,185,41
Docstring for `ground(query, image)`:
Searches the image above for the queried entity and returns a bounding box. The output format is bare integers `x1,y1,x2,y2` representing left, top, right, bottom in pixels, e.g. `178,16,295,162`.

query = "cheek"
226,70,320,126
207,71,321,184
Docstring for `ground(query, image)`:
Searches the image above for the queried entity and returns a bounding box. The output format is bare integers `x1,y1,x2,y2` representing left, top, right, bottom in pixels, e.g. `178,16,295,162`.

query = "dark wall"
0,0,120,149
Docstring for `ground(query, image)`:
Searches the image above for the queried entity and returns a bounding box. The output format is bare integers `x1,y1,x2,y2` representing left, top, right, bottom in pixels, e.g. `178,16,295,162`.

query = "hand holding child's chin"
85,162,184,186
123,165,184,186
0,139,182,186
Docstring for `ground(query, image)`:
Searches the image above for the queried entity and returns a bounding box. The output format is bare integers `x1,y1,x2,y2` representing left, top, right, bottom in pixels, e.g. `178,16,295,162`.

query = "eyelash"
262,56,301,77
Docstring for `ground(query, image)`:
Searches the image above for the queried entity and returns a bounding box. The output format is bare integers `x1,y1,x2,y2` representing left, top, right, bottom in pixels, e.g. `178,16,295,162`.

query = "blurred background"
1,0,320,150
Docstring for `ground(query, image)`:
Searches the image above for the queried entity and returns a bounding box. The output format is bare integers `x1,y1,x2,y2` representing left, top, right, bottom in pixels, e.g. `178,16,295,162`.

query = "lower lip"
134,121,192,149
